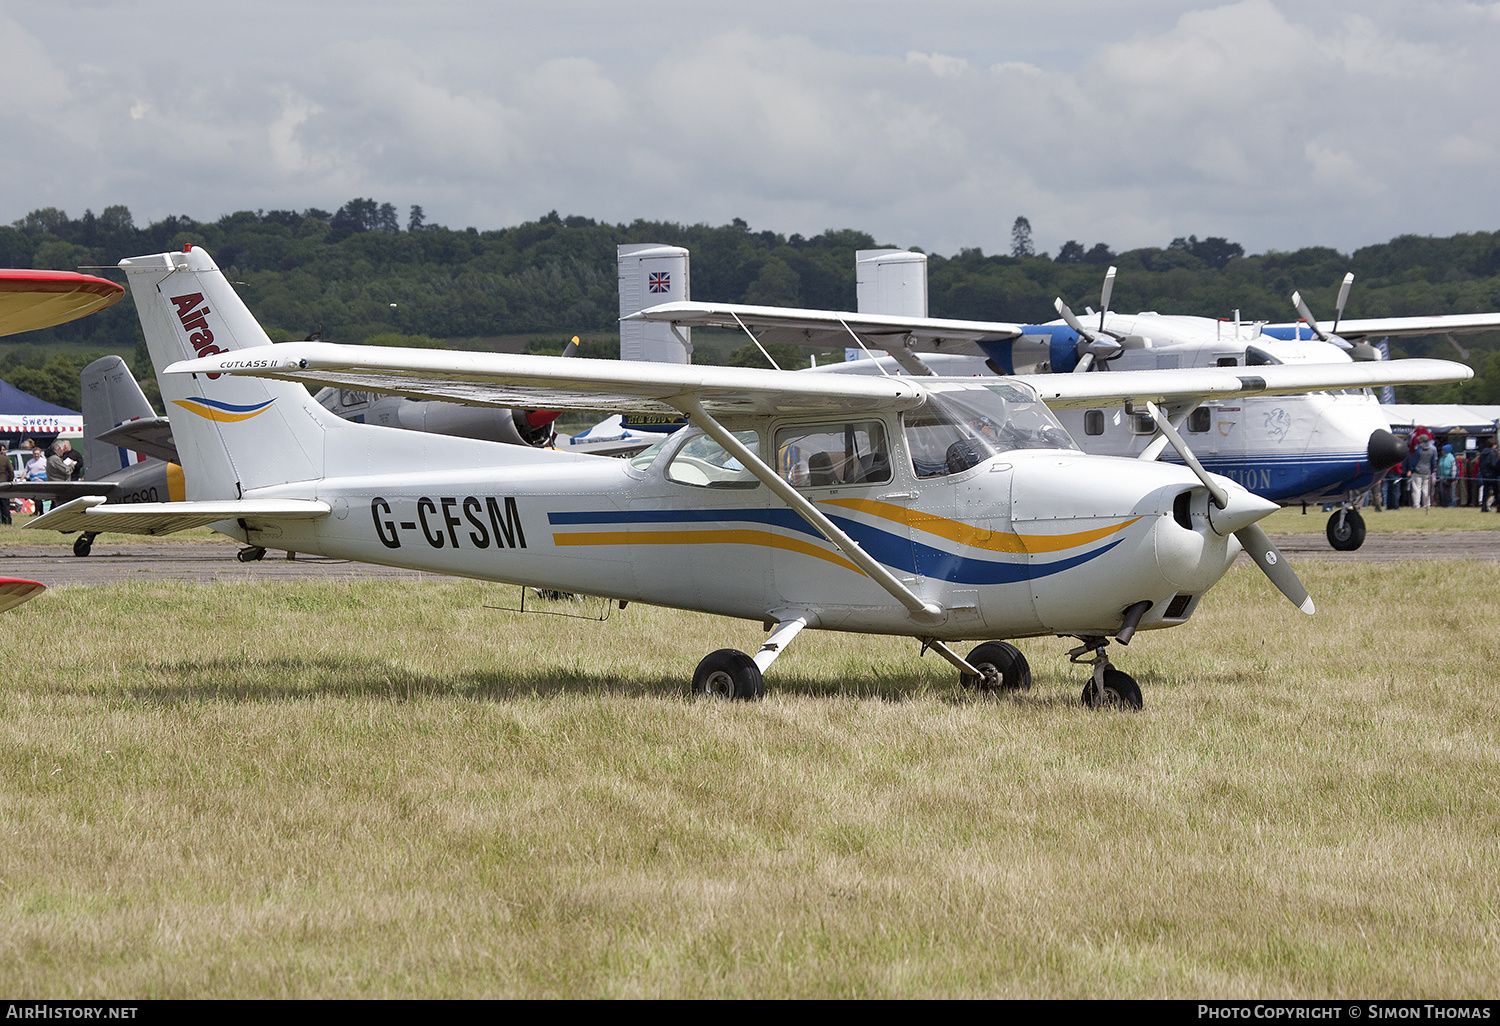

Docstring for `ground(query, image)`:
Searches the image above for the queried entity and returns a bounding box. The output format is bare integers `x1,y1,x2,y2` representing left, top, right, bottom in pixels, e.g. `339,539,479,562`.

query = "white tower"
618,244,691,364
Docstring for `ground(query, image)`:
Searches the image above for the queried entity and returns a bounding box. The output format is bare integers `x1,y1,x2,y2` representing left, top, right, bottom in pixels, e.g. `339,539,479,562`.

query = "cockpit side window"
776,421,891,488
664,430,761,488
903,384,1078,479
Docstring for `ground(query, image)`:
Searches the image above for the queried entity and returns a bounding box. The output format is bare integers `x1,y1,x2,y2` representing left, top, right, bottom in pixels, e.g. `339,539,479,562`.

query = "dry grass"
1262,504,1499,534
0,563,1496,998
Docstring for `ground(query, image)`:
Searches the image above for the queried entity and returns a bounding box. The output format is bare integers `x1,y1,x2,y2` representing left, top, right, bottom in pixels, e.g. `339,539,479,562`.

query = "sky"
2,0,1498,258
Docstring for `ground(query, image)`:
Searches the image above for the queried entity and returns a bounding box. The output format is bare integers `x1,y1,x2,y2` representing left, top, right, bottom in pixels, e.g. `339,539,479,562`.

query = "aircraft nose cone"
1368,429,1407,472
1207,488,1281,537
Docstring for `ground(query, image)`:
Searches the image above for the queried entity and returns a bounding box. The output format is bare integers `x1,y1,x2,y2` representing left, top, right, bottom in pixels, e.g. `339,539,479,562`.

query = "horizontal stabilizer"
95,415,177,464
25,496,330,536
0,481,123,503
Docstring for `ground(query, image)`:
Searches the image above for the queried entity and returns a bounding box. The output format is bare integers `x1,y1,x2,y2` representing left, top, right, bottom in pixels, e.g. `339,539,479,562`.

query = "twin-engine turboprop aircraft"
630,260,1500,552
30,248,1471,706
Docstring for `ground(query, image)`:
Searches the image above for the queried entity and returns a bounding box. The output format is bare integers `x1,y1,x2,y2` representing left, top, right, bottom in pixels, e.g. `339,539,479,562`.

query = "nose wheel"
1069,639,1144,710
1326,507,1366,551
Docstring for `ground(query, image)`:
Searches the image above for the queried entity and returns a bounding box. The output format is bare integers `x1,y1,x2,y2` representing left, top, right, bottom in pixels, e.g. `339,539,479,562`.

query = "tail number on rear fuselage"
371,496,527,551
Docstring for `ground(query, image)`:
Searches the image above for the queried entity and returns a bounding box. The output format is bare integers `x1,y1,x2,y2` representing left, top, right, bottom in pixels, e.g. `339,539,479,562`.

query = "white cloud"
2,1,1499,256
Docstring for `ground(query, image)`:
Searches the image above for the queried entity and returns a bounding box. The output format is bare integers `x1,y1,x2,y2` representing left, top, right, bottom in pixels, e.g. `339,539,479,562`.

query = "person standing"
0,451,12,525
1412,432,1437,510
1437,444,1457,507
1479,440,1500,512
45,440,79,485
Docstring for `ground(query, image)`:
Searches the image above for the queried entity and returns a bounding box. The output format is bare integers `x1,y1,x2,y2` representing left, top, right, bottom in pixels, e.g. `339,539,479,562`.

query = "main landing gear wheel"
959,641,1032,692
692,649,765,702
237,545,267,563
1326,508,1366,551
72,532,96,557
1082,668,1144,710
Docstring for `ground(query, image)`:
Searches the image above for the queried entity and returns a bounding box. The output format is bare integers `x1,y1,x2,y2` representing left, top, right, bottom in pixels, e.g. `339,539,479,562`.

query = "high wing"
0,269,124,337
27,495,330,536
1010,359,1471,410
624,300,1021,366
164,344,1472,415
1266,312,1500,341
93,415,178,464
166,344,930,416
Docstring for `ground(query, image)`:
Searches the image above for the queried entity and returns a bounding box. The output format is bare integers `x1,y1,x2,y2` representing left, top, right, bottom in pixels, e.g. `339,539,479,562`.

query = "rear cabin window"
776,421,891,488
1187,407,1211,433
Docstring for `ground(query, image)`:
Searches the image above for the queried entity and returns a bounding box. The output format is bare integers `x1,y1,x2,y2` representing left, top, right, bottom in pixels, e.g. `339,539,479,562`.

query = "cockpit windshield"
904,382,1078,478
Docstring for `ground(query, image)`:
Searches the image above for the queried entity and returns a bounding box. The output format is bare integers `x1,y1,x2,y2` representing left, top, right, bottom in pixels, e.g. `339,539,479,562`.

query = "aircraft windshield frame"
905,382,1079,478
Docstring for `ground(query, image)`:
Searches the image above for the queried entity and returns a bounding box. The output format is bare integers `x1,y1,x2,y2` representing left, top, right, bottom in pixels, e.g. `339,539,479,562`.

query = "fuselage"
231,381,1249,643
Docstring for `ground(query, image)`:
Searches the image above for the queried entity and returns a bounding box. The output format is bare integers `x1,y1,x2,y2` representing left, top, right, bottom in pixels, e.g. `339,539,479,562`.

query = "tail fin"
617,243,691,363
122,247,334,500
80,355,156,474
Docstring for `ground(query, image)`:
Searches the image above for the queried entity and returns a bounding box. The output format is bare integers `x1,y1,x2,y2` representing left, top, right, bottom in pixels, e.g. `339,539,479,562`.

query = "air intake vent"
1173,491,1193,530
1165,594,1194,619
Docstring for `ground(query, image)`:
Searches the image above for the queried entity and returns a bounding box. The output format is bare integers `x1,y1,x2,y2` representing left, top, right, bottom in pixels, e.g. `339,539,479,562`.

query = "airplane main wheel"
960,641,1031,691
1082,668,1144,711
72,533,95,557
692,649,764,701
236,546,267,563
1326,509,1366,551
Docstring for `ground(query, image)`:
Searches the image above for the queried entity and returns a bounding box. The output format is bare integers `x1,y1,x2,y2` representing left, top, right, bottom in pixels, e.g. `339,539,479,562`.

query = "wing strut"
1137,400,1201,462
835,318,896,377
675,396,944,626
728,311,784,371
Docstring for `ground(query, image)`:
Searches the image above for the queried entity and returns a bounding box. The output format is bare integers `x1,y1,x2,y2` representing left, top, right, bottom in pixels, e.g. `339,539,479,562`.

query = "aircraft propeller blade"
1098,266,1116,334
1142,402,1314,615
1234,522,1315,615
1055,297,1093,341
1291,291,1328,342
1332,272,1354,335
561,336,580,359
1072,352,1095,374
1144,401,1228,509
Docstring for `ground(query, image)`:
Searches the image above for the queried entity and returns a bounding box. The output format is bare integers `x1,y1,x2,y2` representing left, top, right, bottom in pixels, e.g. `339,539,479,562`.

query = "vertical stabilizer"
122,247,333,499
80,355,156,474
618,243,690,363
854,249,928,361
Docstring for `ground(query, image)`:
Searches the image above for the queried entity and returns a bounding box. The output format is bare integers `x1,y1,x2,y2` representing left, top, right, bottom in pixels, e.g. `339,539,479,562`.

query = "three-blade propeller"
1056,265,1124,372
1291,272,1378,360
1143,401,1314,615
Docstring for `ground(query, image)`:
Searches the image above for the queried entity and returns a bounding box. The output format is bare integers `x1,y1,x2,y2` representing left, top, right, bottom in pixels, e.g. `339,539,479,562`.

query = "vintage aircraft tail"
618,244,691,363
122,246,335,500
80,355,156,474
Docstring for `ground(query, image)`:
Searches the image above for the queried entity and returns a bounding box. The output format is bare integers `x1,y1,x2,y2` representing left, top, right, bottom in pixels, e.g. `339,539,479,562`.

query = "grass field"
1261,504,1499,534
0,560,1497,998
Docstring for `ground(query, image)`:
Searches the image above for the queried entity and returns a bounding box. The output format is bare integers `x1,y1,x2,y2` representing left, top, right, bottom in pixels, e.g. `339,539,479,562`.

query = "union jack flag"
648,272,670,293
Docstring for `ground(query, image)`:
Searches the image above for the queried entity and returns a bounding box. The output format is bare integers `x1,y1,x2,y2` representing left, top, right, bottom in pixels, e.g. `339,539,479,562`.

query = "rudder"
80,355,155,475
122,247,333,500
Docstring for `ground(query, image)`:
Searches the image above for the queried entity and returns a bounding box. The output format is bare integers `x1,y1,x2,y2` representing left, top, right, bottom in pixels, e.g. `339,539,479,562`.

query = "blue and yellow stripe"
548,503,1138,585
171,396,277,423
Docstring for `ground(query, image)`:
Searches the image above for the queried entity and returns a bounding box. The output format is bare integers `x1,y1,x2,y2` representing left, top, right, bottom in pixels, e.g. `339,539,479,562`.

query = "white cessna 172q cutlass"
31,247,1471,708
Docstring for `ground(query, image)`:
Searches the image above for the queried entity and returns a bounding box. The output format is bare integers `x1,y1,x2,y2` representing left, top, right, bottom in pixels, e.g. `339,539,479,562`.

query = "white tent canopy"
1378,404,1500,437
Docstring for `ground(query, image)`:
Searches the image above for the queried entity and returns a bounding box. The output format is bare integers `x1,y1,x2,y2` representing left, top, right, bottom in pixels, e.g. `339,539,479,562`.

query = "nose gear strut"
1068,637,1143,710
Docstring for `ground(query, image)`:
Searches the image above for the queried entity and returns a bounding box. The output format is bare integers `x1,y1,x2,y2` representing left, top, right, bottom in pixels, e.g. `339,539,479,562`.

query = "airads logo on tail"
169,293,223,378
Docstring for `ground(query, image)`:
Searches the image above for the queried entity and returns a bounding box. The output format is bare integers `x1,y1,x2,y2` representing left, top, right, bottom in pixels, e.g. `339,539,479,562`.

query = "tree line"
3,199,1499,411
